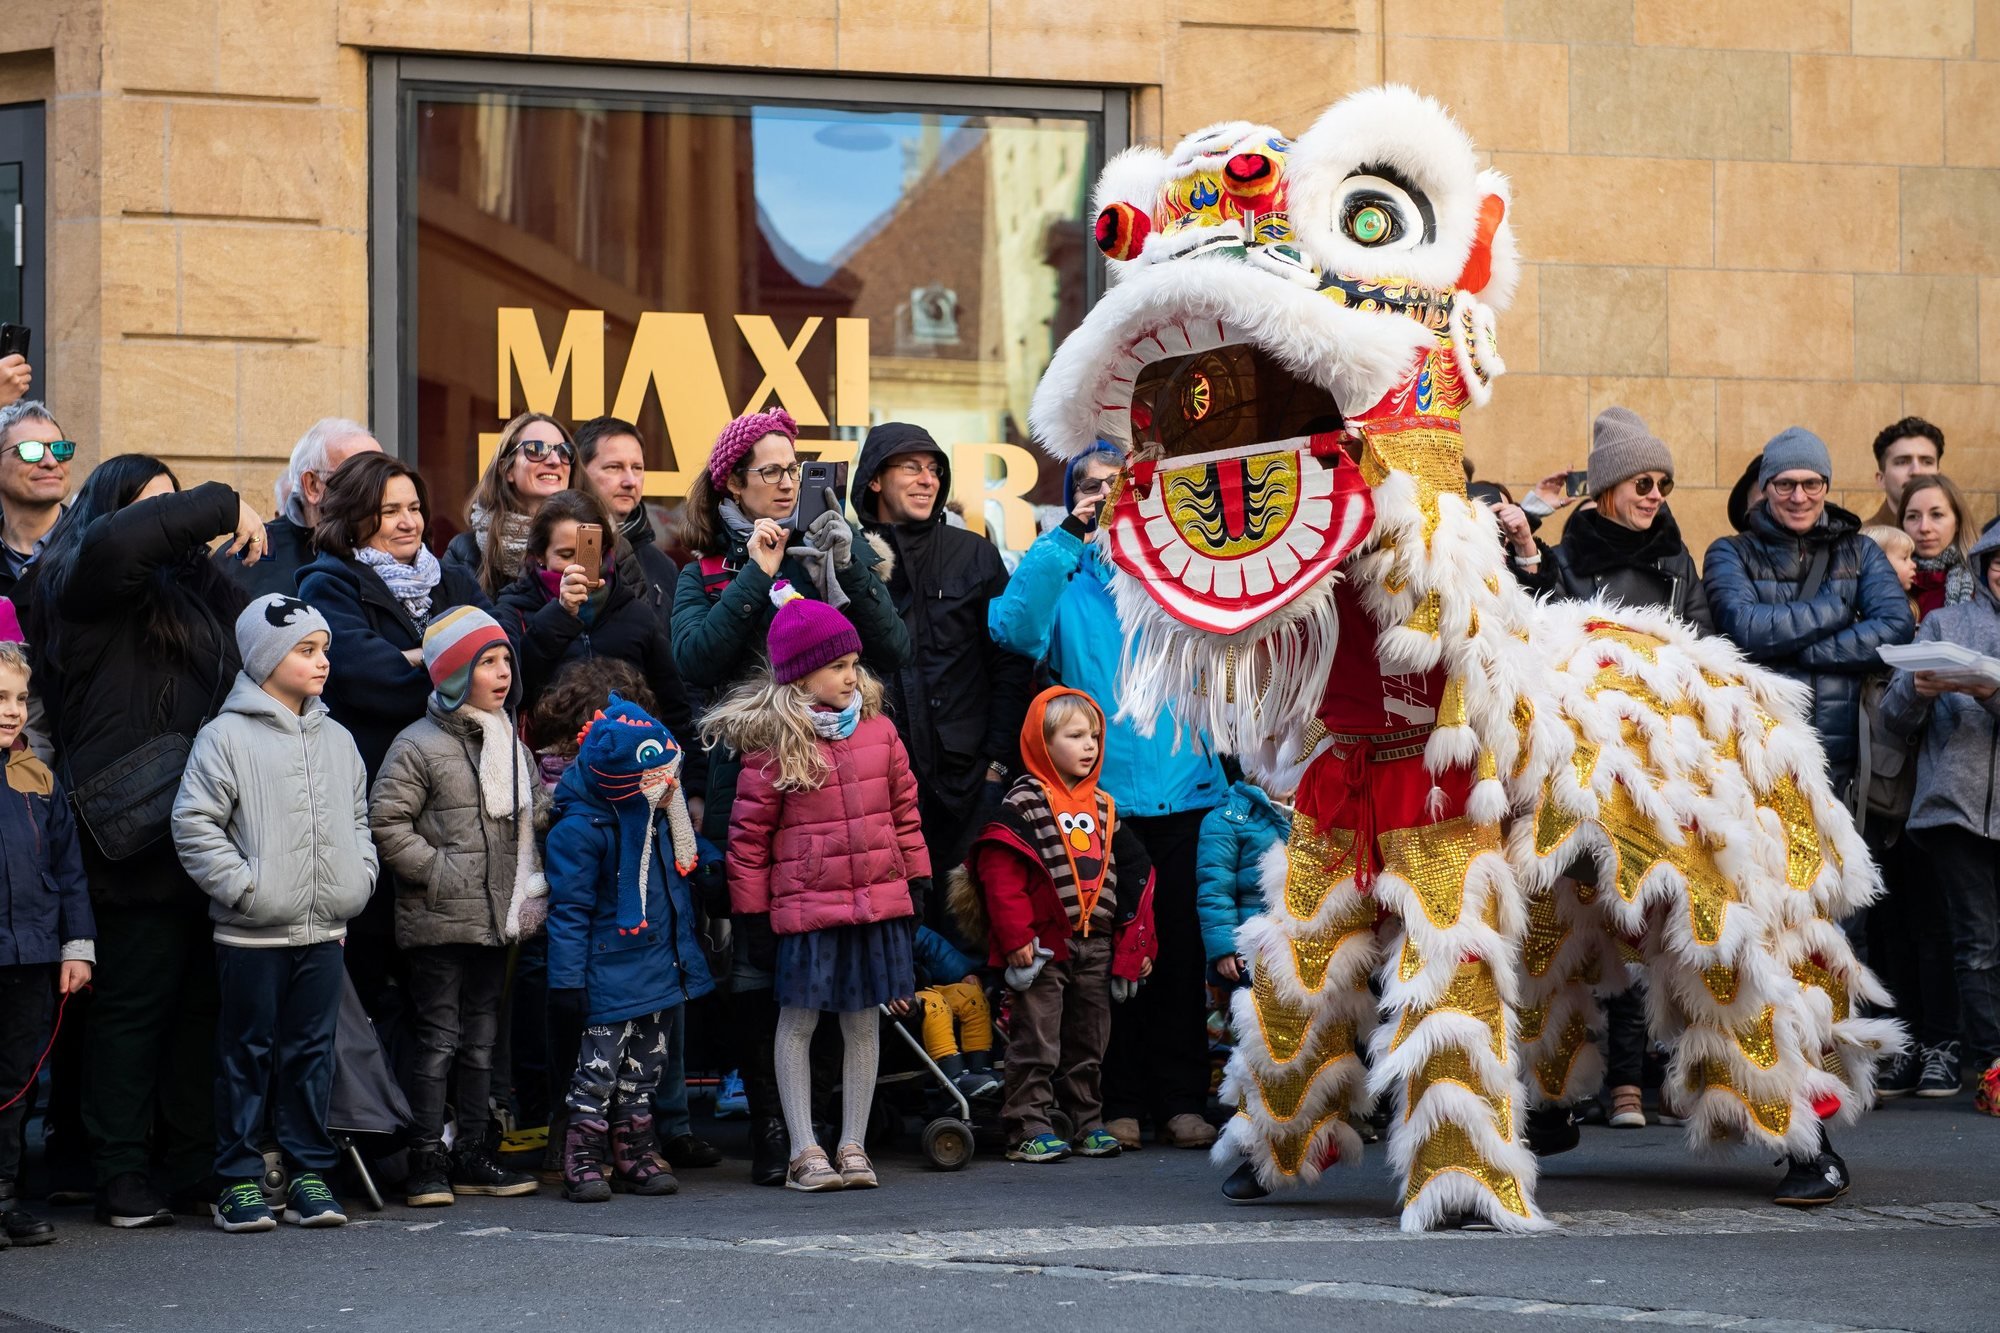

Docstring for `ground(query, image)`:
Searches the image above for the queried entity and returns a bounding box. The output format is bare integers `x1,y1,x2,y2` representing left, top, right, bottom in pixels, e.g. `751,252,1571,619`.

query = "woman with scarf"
297,453,493,1011
1511,407,1709,1141
671,407,908,1186
446,412,575,600
1901,474,1975,621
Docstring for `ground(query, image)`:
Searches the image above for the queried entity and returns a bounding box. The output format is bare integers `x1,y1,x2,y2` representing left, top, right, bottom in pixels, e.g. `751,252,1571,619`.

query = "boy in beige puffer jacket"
369,606,546,1206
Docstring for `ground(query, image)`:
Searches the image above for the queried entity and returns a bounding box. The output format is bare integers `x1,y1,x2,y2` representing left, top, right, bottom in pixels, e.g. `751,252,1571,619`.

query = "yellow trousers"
917,981,992,1059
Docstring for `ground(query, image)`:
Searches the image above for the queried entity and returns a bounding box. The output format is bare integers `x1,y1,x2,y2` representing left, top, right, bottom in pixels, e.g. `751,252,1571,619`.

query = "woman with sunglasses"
670,407,909,1187
1507,408,1710,1146
447,413,577,600
1511,406,1712,633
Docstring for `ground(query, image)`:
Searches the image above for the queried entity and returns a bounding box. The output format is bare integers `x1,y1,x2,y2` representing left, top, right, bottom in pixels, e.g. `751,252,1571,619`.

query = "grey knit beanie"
1586,407,1673,499
236,594,331,685
1758,426,1833,487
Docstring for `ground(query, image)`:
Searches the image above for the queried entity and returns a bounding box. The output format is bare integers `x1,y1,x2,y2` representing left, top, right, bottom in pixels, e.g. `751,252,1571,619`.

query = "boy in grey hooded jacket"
172,594,377,1232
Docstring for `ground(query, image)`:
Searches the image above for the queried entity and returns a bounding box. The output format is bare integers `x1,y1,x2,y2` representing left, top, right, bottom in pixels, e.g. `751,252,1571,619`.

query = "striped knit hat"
424,605,513,712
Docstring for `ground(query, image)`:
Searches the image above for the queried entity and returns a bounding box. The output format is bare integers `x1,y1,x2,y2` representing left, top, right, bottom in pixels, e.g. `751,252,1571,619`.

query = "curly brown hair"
528,657,658,756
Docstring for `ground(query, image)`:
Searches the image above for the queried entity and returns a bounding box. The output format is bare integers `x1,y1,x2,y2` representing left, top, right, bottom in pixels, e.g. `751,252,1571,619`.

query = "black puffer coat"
852,424,1033,832
1523,506,1713,633
36,483,246,907
1702,502,1915,792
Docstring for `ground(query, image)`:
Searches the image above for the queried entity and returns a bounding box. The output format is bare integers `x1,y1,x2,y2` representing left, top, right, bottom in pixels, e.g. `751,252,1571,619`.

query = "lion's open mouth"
1107,339,1374,636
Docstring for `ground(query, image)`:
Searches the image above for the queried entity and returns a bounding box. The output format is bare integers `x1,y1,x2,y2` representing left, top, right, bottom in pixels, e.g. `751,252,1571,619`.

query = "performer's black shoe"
1773,1144,1849,1207
1525,1105,1579,1157
1221,1162,1270,1203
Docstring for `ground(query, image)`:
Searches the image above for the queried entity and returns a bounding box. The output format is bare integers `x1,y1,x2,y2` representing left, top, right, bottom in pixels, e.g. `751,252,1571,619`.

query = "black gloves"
908,876,933,922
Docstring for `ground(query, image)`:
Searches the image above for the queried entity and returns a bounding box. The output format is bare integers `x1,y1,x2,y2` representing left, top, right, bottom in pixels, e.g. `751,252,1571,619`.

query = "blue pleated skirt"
774,919,916,1013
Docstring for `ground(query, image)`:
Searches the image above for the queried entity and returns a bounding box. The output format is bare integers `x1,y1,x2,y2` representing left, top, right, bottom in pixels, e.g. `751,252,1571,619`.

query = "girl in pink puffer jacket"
705,584,929,1193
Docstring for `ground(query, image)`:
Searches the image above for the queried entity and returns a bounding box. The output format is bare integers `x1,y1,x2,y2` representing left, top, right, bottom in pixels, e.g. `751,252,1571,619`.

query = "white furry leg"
1368,816,1548,1233
1210,821,1381,1192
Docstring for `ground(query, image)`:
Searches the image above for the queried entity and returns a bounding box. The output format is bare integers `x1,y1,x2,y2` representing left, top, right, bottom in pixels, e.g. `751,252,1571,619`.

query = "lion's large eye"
1333,173,1429,251
635,739,666,765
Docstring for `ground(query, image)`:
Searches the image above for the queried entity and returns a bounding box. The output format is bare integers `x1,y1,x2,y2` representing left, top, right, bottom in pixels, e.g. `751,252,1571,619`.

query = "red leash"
0,984,83,1114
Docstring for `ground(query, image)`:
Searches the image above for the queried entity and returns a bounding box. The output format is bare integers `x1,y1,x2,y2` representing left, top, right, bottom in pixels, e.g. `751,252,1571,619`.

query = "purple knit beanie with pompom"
708,407,799,488
766,581,862,684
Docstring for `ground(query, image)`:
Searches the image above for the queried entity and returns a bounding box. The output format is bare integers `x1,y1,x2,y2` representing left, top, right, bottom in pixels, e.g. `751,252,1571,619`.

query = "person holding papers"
1881,524,2000,1113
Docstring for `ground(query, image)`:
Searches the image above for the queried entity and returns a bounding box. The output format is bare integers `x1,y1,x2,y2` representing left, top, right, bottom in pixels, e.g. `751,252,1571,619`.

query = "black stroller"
256,971,411,1211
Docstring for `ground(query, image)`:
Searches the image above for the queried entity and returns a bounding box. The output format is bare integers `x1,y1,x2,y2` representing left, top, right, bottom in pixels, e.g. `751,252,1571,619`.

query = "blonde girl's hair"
700,665,883,792
1042,692,1100,744
1860,524,1914,558
0,640,29,680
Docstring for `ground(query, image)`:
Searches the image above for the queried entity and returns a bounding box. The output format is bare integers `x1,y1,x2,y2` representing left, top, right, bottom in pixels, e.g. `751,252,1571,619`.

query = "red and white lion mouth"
1101,333,1377,637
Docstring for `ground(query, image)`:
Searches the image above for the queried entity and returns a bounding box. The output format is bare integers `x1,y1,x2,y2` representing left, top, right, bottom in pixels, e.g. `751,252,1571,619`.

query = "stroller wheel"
1048,1109,1076,1144
921,1118,974,1172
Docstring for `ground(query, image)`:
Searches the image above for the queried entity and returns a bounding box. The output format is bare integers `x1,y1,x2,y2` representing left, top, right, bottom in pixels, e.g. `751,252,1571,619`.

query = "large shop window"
381,62,1116,551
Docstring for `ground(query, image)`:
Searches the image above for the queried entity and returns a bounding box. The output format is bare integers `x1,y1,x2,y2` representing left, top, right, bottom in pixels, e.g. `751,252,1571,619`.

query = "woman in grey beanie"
1507,406,1711,1139
1511,406,1713,633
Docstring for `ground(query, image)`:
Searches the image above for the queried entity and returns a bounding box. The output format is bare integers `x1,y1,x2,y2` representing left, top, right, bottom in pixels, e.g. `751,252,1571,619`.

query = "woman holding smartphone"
491,487,697,744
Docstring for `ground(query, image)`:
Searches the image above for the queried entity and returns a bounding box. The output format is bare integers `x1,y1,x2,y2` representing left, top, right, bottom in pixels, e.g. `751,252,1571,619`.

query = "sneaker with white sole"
1007,1133,1071,1163
213,1180,277,1233
1608,1085,1646,1128
282,1172,347,1227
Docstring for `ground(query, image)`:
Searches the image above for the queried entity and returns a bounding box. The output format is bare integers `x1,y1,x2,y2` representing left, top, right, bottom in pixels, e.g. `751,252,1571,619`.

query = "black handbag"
68,601,232,862
68,731,195,861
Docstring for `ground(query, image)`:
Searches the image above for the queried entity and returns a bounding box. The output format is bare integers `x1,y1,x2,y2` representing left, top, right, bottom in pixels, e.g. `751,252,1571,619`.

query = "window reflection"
408,91,1097,548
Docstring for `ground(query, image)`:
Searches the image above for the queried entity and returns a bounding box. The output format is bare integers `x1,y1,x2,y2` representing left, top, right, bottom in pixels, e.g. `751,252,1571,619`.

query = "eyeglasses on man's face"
744,462,803,486
890,458,944,481
4,439,76,465
1073,474,1118,499
1767,476,1827,499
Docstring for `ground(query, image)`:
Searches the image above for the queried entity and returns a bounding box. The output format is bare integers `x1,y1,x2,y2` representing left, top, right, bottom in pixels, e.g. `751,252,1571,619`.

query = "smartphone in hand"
789,460,850,531
1564,469,1590,498
0,325,29,358
575,523,605,588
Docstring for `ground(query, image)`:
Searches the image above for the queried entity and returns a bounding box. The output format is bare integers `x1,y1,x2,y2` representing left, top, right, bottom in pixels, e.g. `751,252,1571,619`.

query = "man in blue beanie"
1701,427,1915,1205
1704,427,1914,805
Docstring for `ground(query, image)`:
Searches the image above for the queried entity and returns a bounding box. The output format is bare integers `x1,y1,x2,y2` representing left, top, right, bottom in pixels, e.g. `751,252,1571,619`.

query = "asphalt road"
3,1096,1995,1333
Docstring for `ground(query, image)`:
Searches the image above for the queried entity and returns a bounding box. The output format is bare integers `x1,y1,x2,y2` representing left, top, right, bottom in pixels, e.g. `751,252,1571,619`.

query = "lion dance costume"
1027,86,1903,1232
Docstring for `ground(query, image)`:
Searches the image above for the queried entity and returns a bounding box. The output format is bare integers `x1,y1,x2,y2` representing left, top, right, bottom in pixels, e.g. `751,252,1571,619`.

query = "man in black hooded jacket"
851,422,1033,889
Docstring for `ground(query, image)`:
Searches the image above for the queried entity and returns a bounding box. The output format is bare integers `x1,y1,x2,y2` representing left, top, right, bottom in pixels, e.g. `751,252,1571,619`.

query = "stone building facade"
4,0,1996,549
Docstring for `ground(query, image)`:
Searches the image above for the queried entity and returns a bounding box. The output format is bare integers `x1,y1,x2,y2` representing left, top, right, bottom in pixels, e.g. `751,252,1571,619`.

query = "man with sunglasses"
1705,426,1914,806
0,401,75,601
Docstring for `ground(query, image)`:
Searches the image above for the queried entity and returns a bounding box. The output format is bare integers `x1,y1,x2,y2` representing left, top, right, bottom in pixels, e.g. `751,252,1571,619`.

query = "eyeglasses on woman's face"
1766,476,1827,499
508,437,574,465
4,439,76,465
1629,473,1673,498
744,461,803,486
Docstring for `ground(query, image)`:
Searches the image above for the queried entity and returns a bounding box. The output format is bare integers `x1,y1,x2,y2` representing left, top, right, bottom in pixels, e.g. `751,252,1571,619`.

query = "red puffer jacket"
727,714,931,935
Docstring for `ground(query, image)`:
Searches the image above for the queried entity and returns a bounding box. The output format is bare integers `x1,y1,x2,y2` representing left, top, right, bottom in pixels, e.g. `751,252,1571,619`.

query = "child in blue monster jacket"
544,694,719,1204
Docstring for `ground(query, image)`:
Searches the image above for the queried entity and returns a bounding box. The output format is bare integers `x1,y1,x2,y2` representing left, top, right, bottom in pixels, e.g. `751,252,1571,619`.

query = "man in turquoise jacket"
988,443,1227,1151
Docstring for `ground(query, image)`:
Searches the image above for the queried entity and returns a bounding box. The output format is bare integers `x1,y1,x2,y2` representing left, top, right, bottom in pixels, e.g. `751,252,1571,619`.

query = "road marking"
459,1199,1997,1329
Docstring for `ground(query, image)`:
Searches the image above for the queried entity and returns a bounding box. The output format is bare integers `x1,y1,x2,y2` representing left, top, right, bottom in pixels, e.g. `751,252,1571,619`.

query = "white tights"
775,1006,879,1158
